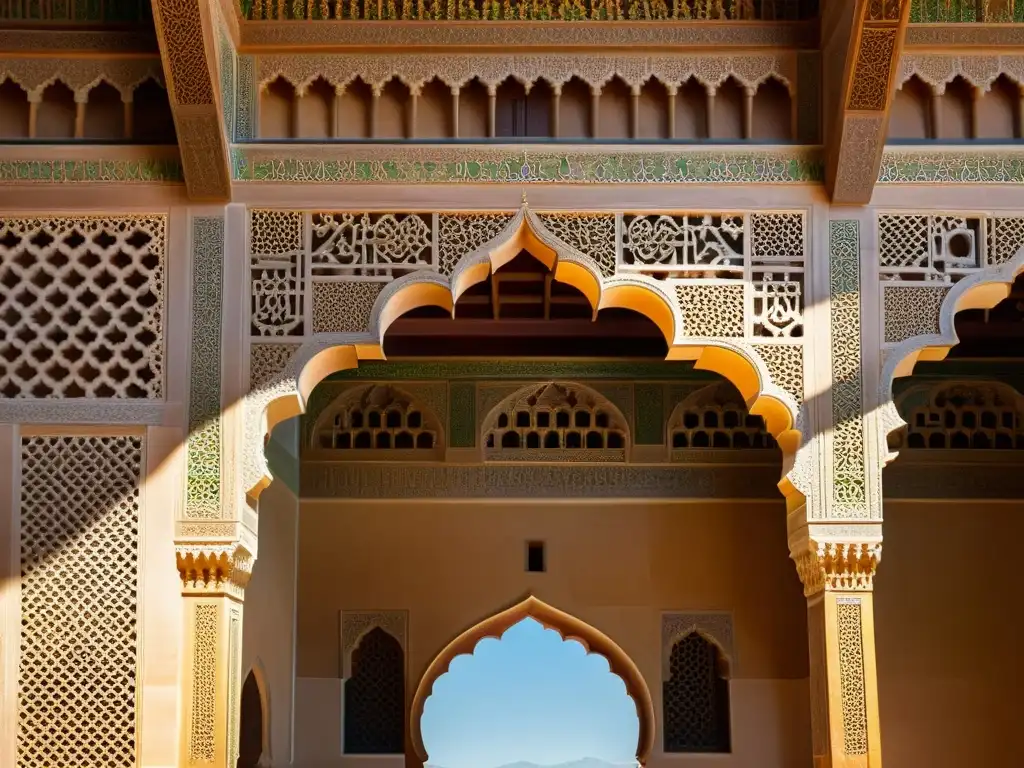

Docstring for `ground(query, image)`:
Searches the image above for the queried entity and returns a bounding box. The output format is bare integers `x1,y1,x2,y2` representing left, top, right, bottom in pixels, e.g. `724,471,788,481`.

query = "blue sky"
421,618,639,768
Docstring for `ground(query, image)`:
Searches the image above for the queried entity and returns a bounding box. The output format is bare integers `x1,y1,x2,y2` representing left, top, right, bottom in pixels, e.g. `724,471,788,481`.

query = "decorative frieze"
0,56,164,101
256,52,797,95
233,146,824,185
898,54,1024,92
177,546,255,598
0,156,184,183
877,148,1024,184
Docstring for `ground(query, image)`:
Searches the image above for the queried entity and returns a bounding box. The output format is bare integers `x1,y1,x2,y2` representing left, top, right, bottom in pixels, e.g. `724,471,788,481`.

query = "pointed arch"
409,595,656,767
239,659,272,768
879,249,1024,464
243,204,804,506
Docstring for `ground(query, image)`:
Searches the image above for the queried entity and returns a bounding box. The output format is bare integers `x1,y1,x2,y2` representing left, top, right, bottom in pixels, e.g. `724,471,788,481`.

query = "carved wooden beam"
825,0,911,205
150,0,232,201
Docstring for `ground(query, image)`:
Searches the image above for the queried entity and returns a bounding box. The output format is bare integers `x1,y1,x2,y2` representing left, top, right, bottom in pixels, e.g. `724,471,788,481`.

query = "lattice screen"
18,435,142,768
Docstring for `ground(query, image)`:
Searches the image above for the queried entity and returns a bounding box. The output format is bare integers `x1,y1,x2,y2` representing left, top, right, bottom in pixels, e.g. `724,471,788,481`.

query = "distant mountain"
428,758,635,768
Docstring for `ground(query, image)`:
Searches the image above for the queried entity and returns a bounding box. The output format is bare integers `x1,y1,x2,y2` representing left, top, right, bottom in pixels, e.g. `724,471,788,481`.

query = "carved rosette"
793,541,882,598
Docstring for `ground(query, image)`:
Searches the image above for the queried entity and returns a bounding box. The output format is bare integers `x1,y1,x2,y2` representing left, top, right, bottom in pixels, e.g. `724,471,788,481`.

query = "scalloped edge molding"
878,248,1024,466
242,202,807,511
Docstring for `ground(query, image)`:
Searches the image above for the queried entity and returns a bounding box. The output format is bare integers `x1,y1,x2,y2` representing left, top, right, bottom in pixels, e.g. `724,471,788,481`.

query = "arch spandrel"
878,249,1024,466
242,204,806,507
408,594,656,767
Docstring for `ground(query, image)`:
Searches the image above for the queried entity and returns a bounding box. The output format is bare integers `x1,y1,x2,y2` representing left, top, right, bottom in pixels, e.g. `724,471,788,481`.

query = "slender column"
370,87,381,138
793,540,883,768
590,85,600,138
743,85,755,139
551,86,561,138
27,95,40,138
451,86,460,138
289,90,300,139
666,85,677,140
74,96,86,138
630,86,640,139
331,86,342,138
1017,83,1024,139
970,85,982,139
123,97,134,140
930,87,943,139
409,86,420,139
705,87,716,138
487,85,496,138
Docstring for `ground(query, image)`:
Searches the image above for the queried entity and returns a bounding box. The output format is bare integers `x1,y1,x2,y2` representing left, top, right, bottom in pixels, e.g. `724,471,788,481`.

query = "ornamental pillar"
788,211,886,767
176,204,255,768
793,539,882,768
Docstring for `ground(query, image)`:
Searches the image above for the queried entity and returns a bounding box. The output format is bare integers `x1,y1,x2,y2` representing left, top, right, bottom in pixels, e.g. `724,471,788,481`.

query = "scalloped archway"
878,250,1024,463
243,202,805,506
409,595,655,768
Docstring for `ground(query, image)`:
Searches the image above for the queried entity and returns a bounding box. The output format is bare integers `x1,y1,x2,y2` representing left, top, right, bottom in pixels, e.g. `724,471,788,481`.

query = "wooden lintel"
150,0,233,202
825,0,912,206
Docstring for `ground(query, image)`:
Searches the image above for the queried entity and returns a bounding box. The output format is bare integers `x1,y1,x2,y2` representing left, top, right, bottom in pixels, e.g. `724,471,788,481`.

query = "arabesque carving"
898,54,1024,92
311,384,444,452
257,53,796,94
177,545,255,598
0,57,165,101
793,542,882,597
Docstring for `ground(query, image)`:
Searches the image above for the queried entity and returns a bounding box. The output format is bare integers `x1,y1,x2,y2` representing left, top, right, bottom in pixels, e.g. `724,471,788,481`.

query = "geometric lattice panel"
0,217,166,398
18,435,142,768
663,632,731,753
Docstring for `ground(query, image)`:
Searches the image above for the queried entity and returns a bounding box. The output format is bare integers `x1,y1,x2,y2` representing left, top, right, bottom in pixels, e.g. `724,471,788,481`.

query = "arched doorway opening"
237,667,269,768
880,265,1024,767
412,596,654,768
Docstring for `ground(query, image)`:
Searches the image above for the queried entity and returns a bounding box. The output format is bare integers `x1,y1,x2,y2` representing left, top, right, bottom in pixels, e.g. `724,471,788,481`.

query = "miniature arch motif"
666,381,776,452
341,610,408,680
309,383,445,453
409,595,656,767
878,249,1024,464
892,380,1024,451
482,381,630,459
242,202,804,505
660,612,734,680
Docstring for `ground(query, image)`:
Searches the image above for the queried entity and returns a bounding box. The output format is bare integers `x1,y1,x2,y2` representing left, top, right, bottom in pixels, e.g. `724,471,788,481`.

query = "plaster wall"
292,498,811,768
875,499,1024,768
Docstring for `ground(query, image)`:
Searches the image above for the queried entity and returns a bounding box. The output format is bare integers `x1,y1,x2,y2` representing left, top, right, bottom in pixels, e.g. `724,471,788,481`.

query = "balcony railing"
242,0,817,21
910,0,1024,22
0,0,151,23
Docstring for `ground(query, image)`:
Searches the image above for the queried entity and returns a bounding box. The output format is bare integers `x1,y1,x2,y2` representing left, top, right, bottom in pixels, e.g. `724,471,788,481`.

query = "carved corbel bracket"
176,542,255,599
792,540,882,598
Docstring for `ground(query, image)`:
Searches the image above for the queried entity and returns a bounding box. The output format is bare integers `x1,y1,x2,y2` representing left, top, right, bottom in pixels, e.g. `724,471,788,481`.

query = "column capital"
176,541,254,599
791,540,882,598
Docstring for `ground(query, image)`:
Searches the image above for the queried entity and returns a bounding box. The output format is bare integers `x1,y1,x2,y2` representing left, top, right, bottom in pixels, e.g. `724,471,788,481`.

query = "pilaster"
790,212,885,767
0,424,18,768
176,205,254,768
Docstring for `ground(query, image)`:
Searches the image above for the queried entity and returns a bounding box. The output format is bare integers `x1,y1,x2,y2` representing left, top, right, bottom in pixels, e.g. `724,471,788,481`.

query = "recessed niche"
976,75,1019,139
0,78,30,138
337,77,372,139
752,77,791,141
260,76,295,139
297,77,334,139
377,78,410,139
675,78,707,139
83,81,125,140
418,77,452,139
132,79,176,144
35,80,76,139
638,78,669,140
938,76,974,140
560,76,591,139
713,77,745,140
889,75,932,139
599,76,631,139
459,77,489,138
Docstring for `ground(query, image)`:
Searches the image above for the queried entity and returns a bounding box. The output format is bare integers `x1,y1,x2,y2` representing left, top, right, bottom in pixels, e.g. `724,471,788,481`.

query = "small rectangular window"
526,541,545,573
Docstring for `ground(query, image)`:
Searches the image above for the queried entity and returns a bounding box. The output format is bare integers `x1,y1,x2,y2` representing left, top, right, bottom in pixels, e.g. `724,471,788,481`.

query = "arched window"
345,627,405,755
481,382,629,461
895,381,1024,451
663,633,731,753
667,382,776,454
237,670,265,768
